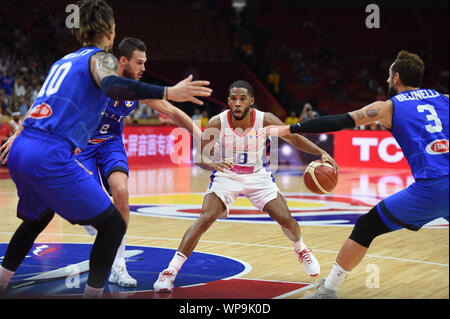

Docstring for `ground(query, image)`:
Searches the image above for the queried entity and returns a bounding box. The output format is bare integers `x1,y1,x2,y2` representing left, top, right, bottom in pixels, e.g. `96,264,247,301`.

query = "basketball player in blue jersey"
76,37,203,288
263,50,449,298
0,0,211,298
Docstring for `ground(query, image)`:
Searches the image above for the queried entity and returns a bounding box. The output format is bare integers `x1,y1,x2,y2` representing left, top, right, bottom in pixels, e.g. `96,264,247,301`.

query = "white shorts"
207,170,281,218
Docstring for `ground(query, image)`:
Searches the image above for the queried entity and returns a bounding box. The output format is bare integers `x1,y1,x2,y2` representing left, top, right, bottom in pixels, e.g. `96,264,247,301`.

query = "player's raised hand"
167,74,212,105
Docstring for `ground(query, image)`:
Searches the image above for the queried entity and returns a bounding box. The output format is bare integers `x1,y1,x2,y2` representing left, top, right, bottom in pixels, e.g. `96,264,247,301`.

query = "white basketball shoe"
108,259,137,288
296,248,320,277
153,269,177,293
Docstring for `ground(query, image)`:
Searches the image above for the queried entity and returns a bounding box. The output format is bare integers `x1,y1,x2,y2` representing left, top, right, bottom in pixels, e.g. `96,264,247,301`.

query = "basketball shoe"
153,268,177,293
296,247,320,277
108,259,137,288
304,278,338,299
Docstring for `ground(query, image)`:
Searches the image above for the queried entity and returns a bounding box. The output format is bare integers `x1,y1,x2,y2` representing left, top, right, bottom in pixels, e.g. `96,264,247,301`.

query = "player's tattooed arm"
349,100,393,129
90,51,119,87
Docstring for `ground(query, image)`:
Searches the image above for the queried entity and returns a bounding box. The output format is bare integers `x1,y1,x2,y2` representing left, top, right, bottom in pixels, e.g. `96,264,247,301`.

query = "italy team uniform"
376,89,449,231
75,99,137,194
207,109,279,217
7,46,115,225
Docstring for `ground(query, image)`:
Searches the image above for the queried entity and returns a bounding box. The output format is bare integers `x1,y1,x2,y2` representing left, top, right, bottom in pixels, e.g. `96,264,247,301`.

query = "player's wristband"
289,113,355,134
101,75,165,100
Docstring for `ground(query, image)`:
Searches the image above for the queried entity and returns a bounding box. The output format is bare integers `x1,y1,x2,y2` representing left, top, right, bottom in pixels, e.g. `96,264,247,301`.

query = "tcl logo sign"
334,131,410,169
352,137,403,163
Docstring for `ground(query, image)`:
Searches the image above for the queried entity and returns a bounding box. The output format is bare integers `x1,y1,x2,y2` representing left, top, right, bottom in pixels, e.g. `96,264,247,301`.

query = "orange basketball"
303,160,338,194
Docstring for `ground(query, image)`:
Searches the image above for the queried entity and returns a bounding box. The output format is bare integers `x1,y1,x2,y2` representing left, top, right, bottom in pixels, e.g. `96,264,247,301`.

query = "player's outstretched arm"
263,112,338,173
90,52,212,104
142,99,202,139
263,100,393,137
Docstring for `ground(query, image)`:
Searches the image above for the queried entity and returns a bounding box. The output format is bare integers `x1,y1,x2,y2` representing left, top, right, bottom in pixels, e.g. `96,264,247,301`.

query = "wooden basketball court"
0,164,448,299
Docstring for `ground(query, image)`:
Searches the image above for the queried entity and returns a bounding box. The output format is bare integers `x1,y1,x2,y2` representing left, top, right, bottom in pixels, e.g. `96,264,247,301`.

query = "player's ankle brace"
349,206,392,248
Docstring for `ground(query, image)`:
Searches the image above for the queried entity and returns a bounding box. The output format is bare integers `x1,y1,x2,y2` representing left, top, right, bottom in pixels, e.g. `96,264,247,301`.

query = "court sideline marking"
1,231,448,267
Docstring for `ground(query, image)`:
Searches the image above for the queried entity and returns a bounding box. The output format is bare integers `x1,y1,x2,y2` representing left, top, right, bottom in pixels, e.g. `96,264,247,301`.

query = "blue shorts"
75,136,128,194
7,128,114,225
376,177,449,231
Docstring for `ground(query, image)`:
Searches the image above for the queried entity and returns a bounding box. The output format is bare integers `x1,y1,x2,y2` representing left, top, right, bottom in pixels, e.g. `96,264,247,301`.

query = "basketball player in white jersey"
153,80,338,293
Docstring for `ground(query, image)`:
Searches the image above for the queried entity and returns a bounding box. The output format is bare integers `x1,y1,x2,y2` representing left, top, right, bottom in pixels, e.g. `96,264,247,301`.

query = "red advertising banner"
333,130,410,169
122,126,191,167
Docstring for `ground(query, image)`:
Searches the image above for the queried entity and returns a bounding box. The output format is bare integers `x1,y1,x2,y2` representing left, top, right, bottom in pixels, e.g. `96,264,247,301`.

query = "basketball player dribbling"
0,0,211,298
264,51,449,298
153,80,338,293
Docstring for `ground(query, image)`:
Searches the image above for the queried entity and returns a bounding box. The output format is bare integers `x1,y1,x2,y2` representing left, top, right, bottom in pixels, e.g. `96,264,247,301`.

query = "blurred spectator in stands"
299,102,319,122
300,69,316,84
191,108,201,122
0,113,12,145
375,86,387,101
267,69,280,95
158,112,176,126
0,53,9,75
133,101,153,121
200,110,209,129
27,84,38,103
17,96,29,116
1,69,14,108
0,88,10,115
284,110,299,125
14,78,26,98
9,111,22,134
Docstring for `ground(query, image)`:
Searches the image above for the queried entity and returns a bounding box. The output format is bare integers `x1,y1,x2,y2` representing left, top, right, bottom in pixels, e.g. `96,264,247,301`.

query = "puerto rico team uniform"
207,108,279,217
7,46,116,225
75,99,136,194
376,89,449,231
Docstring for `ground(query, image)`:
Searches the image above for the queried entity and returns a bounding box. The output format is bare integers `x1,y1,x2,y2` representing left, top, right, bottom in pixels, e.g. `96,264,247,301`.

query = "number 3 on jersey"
37,62,72,98
417,104,443,133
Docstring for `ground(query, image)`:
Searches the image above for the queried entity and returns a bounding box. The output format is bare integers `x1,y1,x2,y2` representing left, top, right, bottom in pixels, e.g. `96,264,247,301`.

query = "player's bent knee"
349,206,392,248
93,206,126,238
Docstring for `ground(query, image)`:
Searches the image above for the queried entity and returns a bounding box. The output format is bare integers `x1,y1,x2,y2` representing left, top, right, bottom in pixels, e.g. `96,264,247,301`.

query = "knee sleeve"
349,206,392,248
92,205,126,237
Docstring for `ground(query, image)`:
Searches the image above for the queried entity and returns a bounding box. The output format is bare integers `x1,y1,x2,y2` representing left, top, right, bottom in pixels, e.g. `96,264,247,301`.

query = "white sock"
112,235,126,269
0,265,14,291
324,262,350,291
168,251,187,272
83,284,104,299
292,237,307,253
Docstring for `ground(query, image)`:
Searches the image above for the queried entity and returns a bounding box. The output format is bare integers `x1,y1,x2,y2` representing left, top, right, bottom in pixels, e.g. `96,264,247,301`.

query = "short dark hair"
115,37,147,60
74,0,114,45
391,50,424,87
228,80,254,97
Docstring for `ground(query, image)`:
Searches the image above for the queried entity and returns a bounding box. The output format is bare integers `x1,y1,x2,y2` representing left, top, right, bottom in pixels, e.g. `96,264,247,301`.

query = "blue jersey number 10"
37,62,73,98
